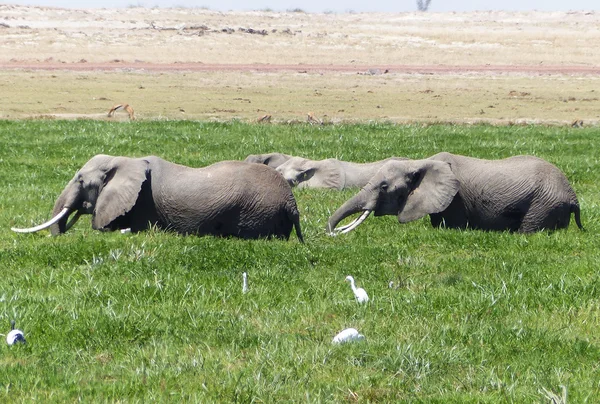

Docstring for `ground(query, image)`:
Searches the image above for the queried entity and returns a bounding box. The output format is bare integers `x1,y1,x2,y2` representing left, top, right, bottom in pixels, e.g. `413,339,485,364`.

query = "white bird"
332,328,365,344
345,275,369,303
242,272,248,294
6,320,25,345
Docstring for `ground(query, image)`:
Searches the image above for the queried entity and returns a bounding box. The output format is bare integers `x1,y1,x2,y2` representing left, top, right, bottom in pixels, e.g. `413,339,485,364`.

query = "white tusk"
335,210,371,231
11,207,70,233
329,210,371,235
337,210,371,234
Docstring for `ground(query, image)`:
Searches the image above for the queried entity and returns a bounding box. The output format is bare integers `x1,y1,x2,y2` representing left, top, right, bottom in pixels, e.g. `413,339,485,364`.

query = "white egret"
6,320,25,345
345,275,369,303
242,272,248,294
332,328,365,344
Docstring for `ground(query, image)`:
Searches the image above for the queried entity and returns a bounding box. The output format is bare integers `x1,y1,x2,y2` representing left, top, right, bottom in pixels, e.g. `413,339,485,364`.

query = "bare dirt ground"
1,5,599,124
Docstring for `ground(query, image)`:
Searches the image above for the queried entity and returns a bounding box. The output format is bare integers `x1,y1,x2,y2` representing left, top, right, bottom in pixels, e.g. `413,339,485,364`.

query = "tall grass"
1,120,598,401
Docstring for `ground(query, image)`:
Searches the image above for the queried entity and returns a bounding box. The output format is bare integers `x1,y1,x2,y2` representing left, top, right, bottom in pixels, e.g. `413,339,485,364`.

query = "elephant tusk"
336,210,371,234
329,210,371,236
11,207,70,233
65,211,82,231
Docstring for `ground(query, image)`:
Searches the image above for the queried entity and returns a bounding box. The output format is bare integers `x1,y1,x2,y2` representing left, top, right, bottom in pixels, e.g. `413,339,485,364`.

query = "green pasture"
1,120,599,402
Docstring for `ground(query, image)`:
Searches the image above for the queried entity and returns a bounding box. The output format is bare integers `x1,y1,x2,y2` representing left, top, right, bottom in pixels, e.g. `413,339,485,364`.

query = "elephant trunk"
49,181,81,235
327,189,374,235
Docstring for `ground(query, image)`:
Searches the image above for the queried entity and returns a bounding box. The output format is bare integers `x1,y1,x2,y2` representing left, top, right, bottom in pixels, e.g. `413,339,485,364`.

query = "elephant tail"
571,202,584,230
293,214,304,243
288,207,304,243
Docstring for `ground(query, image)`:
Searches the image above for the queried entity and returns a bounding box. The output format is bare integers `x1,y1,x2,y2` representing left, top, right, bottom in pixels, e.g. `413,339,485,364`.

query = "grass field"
1,120,599,401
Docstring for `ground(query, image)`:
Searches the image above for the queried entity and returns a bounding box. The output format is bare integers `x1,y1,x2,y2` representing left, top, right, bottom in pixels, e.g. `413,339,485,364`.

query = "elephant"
244,152,292,169
327,152,583,234
276,156,408,190
12,154,304,241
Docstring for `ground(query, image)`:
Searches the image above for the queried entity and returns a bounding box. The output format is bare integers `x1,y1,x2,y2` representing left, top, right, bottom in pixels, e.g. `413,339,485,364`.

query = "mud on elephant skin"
13,155,304,241
276,156,409,190
328,152,583,234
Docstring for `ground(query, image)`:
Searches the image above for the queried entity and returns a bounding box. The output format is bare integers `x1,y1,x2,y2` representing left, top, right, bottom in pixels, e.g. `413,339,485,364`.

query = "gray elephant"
12,154,304,241
244,152,292,169
328,152,583,234
276,156,408,190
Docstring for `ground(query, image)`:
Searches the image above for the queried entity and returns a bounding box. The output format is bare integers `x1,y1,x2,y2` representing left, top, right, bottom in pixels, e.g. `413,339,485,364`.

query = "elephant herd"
12,150,583,239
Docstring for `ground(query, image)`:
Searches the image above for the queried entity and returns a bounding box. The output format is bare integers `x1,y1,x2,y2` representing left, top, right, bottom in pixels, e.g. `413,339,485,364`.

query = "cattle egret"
345,275,369,303
332,328,365,344
6,320,25,345
242,272,248,294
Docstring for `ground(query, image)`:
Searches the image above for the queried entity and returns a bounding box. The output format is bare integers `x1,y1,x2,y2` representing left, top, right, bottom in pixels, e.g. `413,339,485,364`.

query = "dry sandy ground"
0,5,599,124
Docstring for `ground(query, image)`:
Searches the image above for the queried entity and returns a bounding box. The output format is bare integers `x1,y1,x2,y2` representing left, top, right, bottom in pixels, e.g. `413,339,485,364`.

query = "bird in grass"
242,272,248,294
6,320,25,345
332,328,365,344
345,275,369,303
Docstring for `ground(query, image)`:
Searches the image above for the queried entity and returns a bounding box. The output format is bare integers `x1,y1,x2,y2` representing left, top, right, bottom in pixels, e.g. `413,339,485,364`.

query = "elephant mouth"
82,201,95,214
328,210,372,236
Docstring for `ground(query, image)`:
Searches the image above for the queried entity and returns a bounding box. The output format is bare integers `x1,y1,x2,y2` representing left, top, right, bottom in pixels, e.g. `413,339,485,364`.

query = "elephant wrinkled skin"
328,152,583,234
13,155,304,241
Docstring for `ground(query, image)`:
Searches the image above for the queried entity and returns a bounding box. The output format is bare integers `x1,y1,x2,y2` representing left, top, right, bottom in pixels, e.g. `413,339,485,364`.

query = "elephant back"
197,160,302,240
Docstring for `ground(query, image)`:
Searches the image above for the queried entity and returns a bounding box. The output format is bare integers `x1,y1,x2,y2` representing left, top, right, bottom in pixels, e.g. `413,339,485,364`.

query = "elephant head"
327,159,459,235
276,157,318,187
276,157,342,189
12,155,149,235
244,152,292,169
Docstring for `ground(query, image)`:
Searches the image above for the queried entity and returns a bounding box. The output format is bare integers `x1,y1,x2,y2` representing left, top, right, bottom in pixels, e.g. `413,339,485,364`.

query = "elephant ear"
263,155,276,166
398,160,459,223
92,157,149,230
297,166,317,183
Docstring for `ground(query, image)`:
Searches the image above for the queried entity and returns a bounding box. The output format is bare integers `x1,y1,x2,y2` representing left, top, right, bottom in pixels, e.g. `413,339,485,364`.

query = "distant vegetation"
417,0,432,11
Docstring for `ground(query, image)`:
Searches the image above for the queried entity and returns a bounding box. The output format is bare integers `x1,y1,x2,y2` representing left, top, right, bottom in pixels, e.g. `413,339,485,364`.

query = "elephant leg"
253,212,294,240
518,202,571,233
429,194,468,229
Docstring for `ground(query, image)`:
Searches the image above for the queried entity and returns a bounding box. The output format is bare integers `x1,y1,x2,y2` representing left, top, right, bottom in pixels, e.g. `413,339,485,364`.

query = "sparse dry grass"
1,6,599,66
1,6,599,124
1,69,599,124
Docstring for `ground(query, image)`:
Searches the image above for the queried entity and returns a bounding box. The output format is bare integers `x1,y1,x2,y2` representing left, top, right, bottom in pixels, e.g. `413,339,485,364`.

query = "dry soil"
1,5,598,124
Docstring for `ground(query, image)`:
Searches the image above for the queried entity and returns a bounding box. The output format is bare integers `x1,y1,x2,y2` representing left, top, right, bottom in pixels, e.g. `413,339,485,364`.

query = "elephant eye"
380,183,389,191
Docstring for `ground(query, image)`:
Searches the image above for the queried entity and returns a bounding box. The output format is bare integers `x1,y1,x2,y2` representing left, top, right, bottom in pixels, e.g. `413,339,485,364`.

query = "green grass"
1,120,599,402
